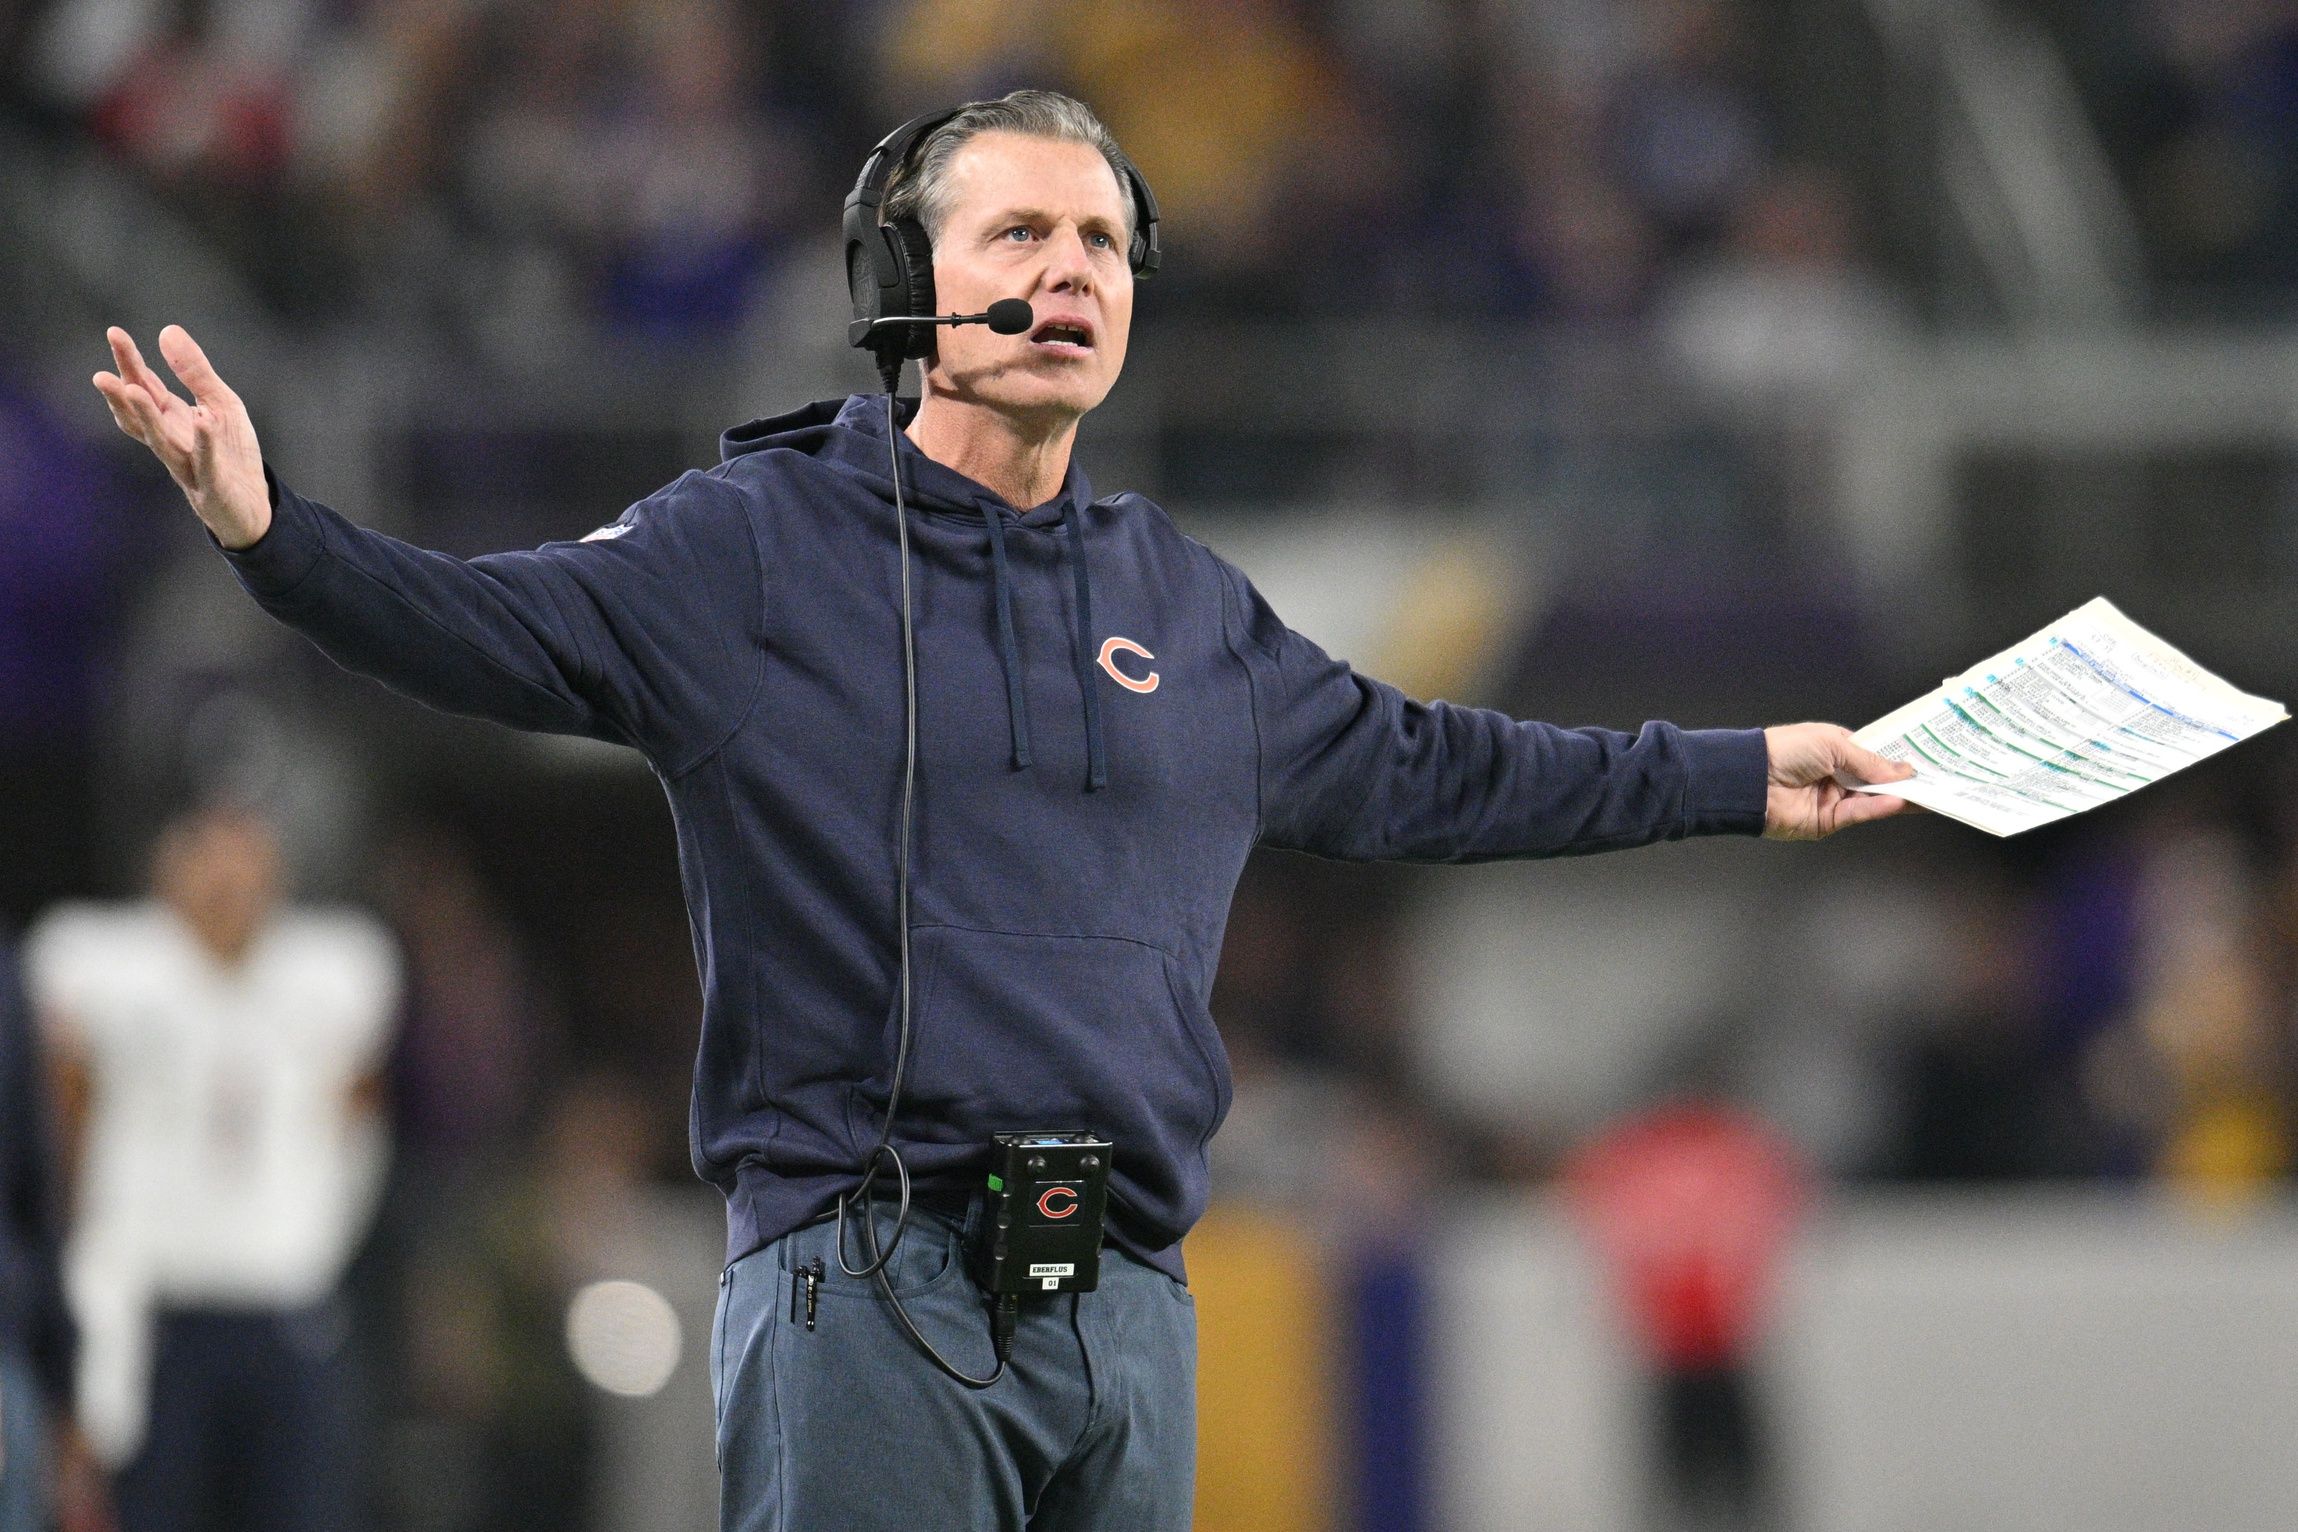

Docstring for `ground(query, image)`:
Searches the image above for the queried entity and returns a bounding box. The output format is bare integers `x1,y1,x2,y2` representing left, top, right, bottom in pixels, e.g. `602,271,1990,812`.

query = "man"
92,90,1909,1532
24,806,397,1532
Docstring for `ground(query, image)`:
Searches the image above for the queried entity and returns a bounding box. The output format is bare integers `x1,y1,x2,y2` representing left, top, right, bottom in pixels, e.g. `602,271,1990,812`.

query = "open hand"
1763,722,1916,840
92,325,270,549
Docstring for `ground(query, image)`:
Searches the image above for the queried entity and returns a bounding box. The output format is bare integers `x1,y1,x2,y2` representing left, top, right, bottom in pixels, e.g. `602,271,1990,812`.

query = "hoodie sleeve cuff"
217,464,326,597
1677,727,1770,837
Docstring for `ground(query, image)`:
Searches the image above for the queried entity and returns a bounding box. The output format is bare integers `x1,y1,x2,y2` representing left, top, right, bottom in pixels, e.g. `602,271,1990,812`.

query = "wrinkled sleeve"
1216,560,1769,862
221,466,765,775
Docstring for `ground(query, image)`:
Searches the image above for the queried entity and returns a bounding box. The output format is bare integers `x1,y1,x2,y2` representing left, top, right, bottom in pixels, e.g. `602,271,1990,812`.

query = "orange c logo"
1096,636,1159,693
1037,1186,1080,1220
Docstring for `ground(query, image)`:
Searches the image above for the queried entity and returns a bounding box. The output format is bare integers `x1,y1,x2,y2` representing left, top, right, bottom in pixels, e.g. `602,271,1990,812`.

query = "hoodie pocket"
874,925,1233,1245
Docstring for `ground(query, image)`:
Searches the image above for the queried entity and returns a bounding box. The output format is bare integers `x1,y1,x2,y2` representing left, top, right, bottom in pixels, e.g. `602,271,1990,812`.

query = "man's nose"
1040,225,1095,292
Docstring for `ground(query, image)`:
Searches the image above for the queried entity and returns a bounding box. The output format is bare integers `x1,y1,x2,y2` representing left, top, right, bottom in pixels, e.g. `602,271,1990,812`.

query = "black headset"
842,105,1162,372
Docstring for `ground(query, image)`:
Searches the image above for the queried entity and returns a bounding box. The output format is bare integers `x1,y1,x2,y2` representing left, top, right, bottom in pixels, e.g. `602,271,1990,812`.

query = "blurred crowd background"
6,1,2298,1530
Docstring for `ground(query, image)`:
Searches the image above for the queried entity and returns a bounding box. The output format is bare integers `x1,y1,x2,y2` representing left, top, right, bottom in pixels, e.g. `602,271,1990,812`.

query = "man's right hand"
93,325,271,550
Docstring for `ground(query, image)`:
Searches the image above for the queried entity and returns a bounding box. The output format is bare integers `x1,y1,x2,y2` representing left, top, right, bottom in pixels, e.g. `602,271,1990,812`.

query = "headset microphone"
981,297,1037,334
847,298,1036,350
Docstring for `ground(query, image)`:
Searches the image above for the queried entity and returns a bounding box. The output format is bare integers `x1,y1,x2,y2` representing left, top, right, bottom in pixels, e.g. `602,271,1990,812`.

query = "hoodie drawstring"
1064,509,1109,791
979,507,1034,769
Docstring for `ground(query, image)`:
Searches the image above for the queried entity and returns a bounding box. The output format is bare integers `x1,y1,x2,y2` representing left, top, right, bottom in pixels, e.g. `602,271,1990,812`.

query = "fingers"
1826,791,1915,833
98,368,170,450
92,372,149,444
94,364,194,489
1836,738,1914,786
1768,778,1923,840
99,328,183,451
158,323,235,409
107,327,173,408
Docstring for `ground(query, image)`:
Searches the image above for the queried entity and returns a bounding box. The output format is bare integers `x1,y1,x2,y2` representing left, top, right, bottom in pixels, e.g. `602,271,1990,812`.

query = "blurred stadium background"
7,0,2298,1528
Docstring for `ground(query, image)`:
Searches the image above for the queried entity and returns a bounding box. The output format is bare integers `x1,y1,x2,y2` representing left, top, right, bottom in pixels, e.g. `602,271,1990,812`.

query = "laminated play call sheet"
1851,598,2287,837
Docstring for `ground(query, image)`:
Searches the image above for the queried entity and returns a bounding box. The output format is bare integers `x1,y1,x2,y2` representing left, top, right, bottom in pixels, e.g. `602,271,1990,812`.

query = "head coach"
93,89,1911,1532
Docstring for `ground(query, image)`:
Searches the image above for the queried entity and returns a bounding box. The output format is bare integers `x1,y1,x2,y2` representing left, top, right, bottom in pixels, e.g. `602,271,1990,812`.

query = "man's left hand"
1762,723,1917,841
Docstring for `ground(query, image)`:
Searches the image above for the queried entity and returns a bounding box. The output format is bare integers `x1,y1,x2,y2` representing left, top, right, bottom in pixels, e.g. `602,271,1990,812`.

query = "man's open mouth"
1030,321,1094,349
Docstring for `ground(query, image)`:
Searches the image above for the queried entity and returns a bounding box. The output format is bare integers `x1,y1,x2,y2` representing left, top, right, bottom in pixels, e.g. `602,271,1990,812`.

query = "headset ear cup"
1122,160,1160,279
887,218,938,361
847,239,880,325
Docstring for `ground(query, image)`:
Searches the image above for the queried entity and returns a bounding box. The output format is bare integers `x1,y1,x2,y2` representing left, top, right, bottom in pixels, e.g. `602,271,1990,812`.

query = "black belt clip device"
971,1131,1113,1295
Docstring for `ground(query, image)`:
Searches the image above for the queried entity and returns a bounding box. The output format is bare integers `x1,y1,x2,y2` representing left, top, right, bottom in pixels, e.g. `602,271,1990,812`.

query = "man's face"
919,131,1135,427
153,807,283,961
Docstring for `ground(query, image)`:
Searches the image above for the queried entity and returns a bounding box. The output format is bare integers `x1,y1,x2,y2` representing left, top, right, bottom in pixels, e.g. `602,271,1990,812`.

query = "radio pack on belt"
970,1131,1113,1295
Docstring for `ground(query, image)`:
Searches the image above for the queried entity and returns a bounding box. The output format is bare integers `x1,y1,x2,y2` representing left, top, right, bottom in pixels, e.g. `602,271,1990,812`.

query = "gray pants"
710,1201,1197,1531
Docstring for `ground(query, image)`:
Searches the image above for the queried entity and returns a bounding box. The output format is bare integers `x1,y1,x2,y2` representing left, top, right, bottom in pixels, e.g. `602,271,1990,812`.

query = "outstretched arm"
90,326,764,770
1224,559,1914,859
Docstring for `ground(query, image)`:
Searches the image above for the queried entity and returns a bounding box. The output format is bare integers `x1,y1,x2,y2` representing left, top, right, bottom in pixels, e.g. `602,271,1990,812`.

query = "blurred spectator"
1487,148,1662,321
53,0,335,309
295,0,489,241
1473,0,1770,321
592,0,814,338
1474,61,1655,319
2113,0,2298,303
0,936,107,1532
886,0,1353,302
1660,164,1907,404
1566,1101,1809,1532
1868,876,2072,1182
2083,816,2295,1205
458,0,813,344
1602,0,1767,252
24,805,399,1532
82,2,295,193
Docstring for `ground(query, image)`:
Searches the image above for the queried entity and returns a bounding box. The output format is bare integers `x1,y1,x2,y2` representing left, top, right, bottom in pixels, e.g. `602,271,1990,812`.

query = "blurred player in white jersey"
26,805,399,1532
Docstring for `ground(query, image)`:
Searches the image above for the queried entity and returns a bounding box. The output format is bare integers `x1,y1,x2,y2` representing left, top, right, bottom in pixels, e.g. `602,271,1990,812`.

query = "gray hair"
882,90,1135,247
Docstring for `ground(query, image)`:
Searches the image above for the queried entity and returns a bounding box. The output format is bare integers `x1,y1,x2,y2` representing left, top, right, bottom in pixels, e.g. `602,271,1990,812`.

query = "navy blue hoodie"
225,394,1769,1277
